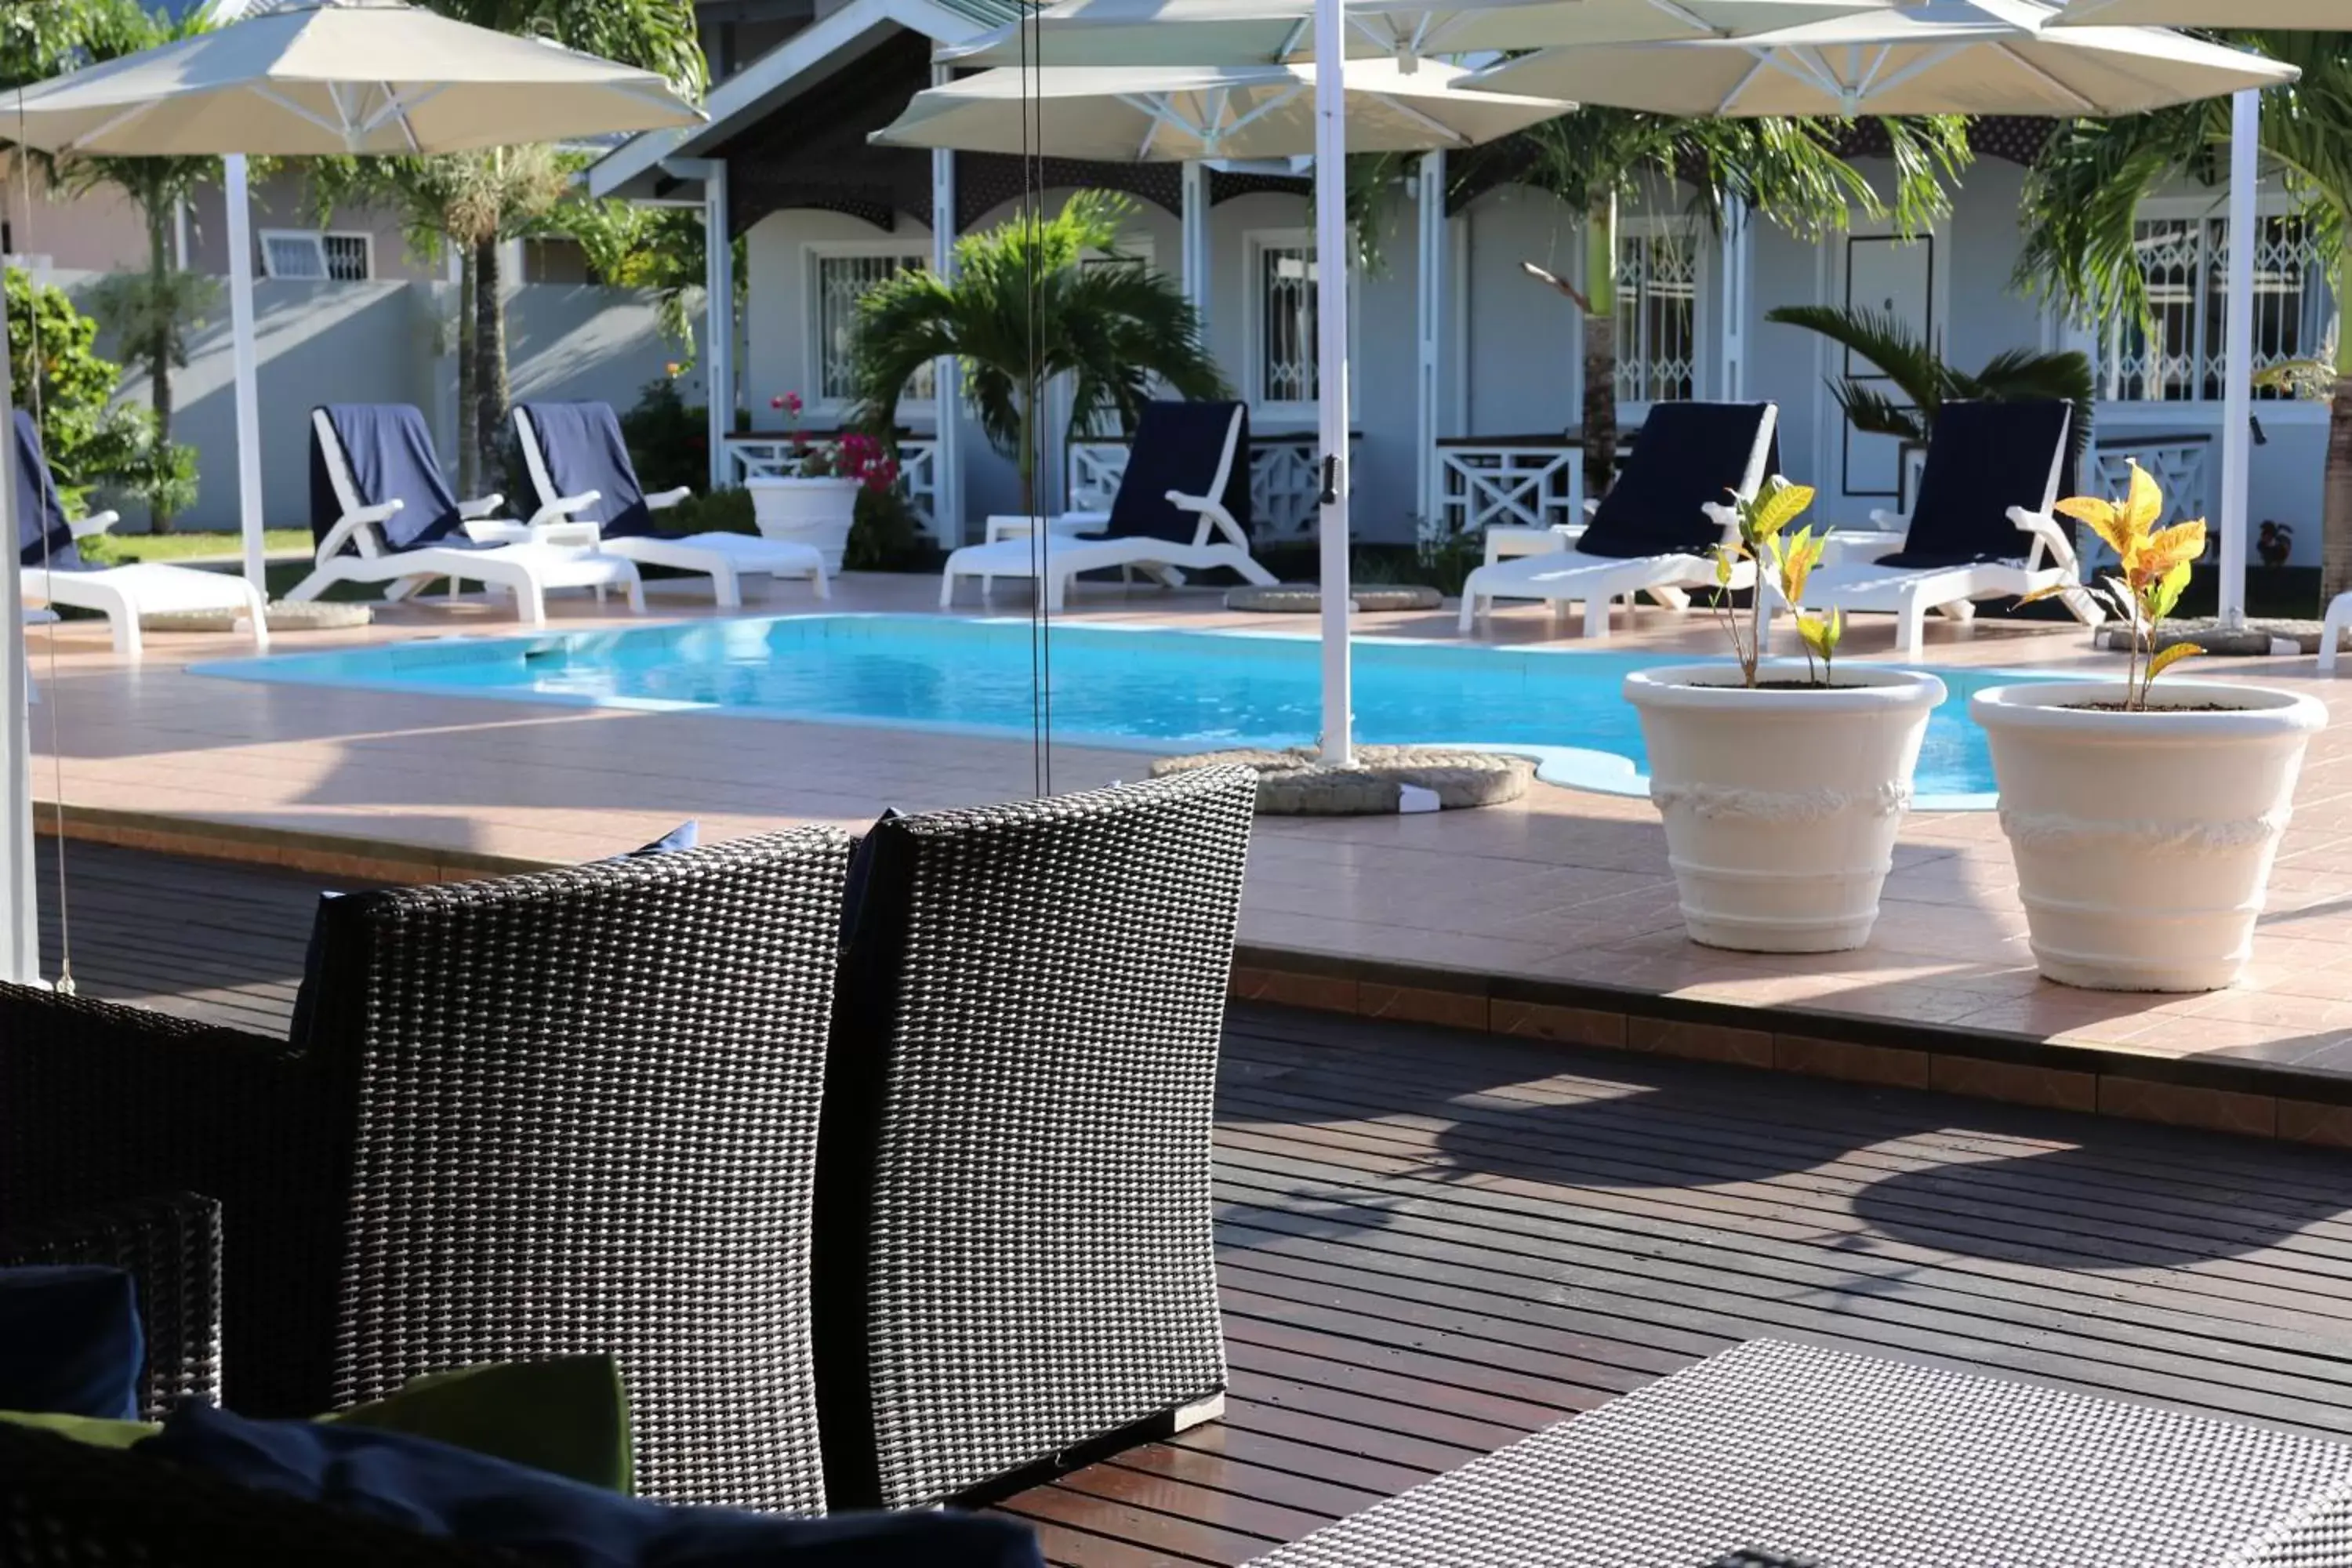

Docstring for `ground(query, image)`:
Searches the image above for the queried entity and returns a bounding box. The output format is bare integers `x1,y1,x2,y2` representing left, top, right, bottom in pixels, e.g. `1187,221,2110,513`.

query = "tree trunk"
1581,193,1620,497
1015,394,1036,519
145,205,176,530
456,247,477,499
2323,372,2352,609
471,236,507,499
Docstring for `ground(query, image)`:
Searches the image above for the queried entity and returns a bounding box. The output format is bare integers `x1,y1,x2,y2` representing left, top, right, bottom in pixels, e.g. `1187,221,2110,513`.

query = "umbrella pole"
1312,0,1352,767
1,368,35,985
2218,88,2257,630
225,154,267,594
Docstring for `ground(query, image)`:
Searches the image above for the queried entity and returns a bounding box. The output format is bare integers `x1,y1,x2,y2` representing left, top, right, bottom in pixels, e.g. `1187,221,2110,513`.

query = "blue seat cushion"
15,410,84,572
0,1265,143,1419
1875,401,2073,570
136,1402,1045,1567
1575,402,1774,561
1108,401,1250,545
520,402,655,539
312,405,466,551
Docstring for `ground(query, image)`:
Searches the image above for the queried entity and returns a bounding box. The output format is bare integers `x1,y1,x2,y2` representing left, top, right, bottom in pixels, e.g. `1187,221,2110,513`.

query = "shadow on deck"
38,841,2352,1566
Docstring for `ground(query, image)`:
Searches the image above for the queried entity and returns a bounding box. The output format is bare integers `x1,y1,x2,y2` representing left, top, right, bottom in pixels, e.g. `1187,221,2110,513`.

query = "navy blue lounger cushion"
1108,401,1250,545
310,404,466,551
1876,400,2073,570
0,1265,143,1419
1575,401,1774,560
520,401,655,539
15,410,82,571
137,1402,1047,1567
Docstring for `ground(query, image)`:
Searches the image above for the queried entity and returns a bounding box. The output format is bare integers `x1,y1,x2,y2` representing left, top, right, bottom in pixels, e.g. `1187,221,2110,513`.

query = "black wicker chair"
0,1192,223,1418
815,767,1256,1510
0,829,849,1512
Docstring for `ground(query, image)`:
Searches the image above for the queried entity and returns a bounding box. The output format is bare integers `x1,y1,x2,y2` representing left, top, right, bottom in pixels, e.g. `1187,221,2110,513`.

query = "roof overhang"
587,0,1009,201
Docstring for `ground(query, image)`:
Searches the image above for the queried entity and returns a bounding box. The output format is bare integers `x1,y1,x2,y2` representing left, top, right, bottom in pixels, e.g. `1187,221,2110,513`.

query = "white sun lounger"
11,411,267,659
291,405,642,626
939,400,1279,610
514,402,827,608
1765,400,2104,658
1457,401,1777,638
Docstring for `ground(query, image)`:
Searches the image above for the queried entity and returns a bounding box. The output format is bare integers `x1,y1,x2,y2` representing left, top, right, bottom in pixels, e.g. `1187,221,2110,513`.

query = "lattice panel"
1439,445,1584,533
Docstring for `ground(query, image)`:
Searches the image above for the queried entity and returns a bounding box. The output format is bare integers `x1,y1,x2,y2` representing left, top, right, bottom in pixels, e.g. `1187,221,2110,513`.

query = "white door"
1822,228,1944,523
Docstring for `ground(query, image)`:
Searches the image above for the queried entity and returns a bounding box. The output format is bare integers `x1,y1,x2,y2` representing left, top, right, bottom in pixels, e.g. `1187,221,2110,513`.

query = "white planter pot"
1625,661,1946,953
1971,680,2327,992
746,476,860,573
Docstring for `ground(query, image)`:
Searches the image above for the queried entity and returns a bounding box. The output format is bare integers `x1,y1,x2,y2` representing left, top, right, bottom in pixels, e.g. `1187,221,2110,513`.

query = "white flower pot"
1971,680,2327,992
1625,661,1947,953
746,476,860,573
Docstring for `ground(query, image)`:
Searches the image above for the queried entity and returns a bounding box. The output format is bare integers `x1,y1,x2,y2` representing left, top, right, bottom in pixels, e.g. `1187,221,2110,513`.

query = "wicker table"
1247,1339,2352,1567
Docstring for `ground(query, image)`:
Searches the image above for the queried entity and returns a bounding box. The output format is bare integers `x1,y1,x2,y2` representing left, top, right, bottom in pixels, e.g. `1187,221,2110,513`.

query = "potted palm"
1973,465,2327,992
1625,478,1946,953
846,190,1225,518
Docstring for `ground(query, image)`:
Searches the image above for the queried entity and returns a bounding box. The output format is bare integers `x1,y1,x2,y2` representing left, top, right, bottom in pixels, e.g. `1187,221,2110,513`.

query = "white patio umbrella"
942,0,1898,68
2047,2,2323,629
0,0,701,984
1463,0,2299,115
871,58,1571,160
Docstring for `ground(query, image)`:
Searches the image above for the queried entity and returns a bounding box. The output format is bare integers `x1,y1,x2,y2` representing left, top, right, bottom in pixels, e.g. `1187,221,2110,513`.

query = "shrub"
659,485,755,538
5,267,194,522
618,373,707,497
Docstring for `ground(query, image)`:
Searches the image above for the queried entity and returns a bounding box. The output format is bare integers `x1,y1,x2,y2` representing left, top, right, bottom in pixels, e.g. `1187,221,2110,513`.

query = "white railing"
726,435,940,536
1065,436,1350,537
1436,442,1584,534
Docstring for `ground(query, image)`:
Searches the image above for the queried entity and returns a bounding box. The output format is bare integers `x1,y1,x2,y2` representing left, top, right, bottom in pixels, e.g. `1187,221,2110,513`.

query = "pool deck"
26,569,2352,1142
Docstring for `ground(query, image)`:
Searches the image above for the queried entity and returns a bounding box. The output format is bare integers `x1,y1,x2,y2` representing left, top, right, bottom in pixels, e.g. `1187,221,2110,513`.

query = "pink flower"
782,392,804,415
769,394,785,410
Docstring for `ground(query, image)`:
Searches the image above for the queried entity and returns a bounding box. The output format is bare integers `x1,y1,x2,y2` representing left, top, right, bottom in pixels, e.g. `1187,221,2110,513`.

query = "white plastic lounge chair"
13,411,267,659
939,399,1279,610
1766,399,2104,658
514,401,828,608
1456,401,1779,638
290,404,642,627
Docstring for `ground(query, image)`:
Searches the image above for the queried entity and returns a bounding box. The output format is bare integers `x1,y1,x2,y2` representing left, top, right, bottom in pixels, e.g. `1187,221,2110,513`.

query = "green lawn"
78,528,312,567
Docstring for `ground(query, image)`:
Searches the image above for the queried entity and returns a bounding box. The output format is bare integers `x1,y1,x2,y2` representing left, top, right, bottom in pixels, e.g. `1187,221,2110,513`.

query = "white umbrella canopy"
0,0,701,156
2052,0,2343,20
1464,0,2299,116
872,58,1569,159
943,0,1898,69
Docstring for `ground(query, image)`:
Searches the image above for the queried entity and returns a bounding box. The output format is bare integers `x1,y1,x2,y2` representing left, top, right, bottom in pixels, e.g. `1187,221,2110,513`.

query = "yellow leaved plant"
1713,476,1833,688
2025,460,2205,712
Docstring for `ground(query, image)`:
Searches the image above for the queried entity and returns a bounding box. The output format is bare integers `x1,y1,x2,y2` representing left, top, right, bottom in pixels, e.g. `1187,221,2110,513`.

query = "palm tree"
849,191,1229,517
1763,303,2096,469
2015,31,2351,604
1461,112,1971,492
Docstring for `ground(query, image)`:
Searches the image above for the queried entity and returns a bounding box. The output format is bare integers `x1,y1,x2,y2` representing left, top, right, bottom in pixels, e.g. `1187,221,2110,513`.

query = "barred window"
1615,230,1697,405
812,252,932,404
1256,242,1317,406
2105,214,2333,403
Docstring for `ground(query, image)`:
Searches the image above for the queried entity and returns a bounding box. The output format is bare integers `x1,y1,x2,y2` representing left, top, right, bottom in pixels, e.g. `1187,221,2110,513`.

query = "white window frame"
803,240,936,419
1243,227,1361,430
258,228,374,281
2098,191,2336,423
1613,215,1705,419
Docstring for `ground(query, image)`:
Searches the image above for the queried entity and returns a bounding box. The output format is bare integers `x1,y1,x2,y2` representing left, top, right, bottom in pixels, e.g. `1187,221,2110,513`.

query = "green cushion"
0,1409,156,1447
1,1356,632,1493
324,1356,633,1495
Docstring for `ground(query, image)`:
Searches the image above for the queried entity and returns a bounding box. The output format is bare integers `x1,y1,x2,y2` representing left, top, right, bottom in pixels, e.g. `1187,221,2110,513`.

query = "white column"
1415,151,1446,532
1718,195,1751,402
1312,0,1350,765
705,159,734,493
1181,161,1210,324
931,67,964,544
1,371,34,985
224,154,267,593
2220,88,2259,628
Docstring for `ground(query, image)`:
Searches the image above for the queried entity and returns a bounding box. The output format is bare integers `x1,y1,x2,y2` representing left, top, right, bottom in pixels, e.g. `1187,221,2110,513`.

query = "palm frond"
1828,381,1928,447
1765,303,1947,413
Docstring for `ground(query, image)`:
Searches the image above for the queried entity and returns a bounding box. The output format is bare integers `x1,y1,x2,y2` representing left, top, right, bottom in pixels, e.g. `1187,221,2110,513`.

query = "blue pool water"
194,615,2031,808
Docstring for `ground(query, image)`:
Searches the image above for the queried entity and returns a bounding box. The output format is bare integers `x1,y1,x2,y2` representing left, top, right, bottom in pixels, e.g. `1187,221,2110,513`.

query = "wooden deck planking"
33,840,2352,1567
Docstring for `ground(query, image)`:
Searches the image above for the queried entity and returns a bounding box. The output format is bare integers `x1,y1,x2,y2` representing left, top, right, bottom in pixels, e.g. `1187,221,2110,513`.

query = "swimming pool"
194,615,2032,808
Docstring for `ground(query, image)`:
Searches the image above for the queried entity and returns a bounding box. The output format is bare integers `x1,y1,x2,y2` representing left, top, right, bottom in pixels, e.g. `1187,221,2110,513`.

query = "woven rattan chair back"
816,766,1255,1510
0,1193,223,1417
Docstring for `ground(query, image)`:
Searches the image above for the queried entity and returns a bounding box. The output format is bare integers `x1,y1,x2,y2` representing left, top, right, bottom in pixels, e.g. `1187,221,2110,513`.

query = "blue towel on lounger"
310,404,465,552
519,401,655,539
15,412,83,572
1106,401,1251,545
